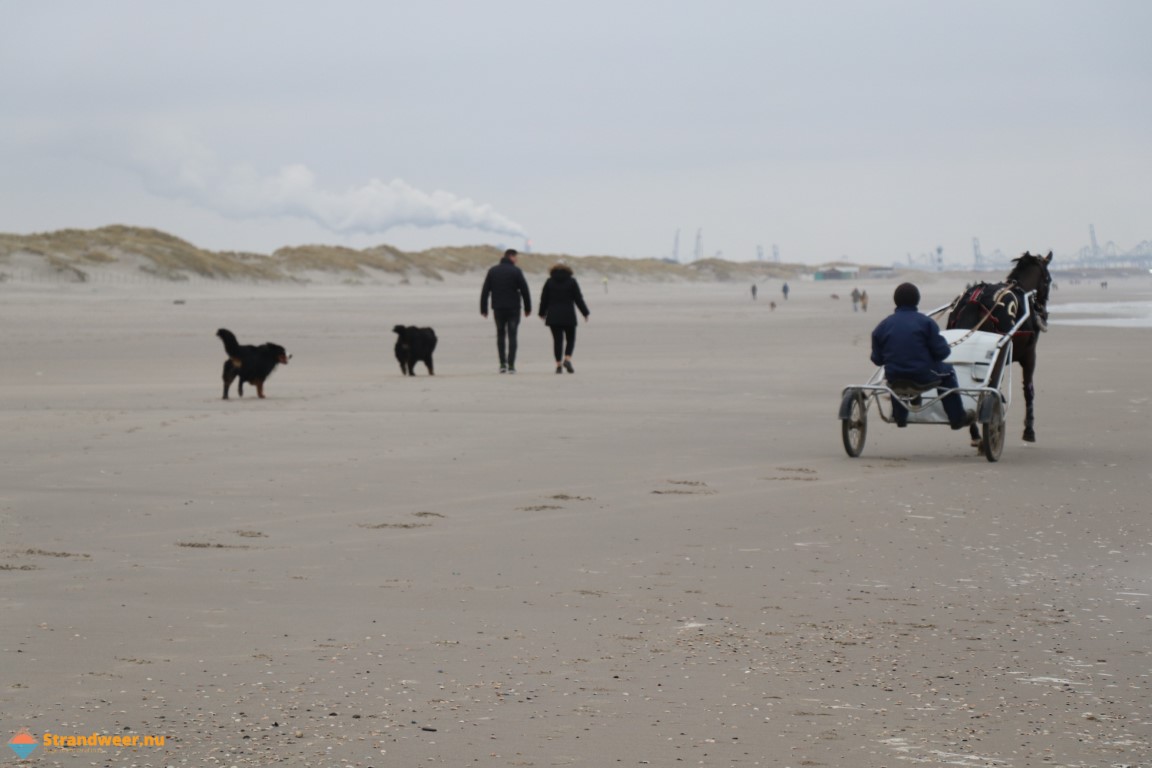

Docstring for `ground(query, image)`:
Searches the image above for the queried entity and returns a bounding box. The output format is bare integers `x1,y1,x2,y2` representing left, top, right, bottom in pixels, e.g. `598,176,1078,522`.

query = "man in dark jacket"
871,283,972,429
480,249,532,373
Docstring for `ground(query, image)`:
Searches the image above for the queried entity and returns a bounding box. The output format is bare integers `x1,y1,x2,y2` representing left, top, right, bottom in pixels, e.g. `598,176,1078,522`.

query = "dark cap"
893,283,920,308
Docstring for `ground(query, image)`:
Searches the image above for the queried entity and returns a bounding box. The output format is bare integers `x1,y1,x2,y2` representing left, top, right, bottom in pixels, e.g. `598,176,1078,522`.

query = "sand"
2,273,1150,767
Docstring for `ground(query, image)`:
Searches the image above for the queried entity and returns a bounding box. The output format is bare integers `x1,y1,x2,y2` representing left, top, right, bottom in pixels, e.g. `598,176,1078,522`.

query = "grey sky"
2,1,1149,265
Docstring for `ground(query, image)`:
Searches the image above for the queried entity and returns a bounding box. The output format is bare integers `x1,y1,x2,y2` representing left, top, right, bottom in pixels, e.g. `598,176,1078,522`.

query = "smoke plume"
128,129,525,238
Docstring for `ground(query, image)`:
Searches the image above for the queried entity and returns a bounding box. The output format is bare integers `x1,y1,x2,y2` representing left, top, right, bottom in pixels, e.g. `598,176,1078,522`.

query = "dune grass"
0,225,811,283
0,226,284,280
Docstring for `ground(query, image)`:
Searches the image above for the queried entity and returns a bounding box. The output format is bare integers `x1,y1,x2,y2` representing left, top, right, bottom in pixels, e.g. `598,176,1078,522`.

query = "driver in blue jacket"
871,283,973,429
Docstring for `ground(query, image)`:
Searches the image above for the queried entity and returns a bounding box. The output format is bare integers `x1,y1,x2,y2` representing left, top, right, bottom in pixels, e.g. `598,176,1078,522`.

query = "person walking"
480,249,531,373
538,262,590,374
782,282,790,301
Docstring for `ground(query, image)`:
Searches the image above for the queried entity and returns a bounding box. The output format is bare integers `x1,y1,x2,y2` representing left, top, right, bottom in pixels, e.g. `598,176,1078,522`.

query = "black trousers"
494,309,521,366
549,324,576,361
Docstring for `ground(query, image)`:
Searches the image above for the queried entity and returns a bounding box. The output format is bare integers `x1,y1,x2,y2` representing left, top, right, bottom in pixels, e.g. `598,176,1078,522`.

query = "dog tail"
216,328,241,357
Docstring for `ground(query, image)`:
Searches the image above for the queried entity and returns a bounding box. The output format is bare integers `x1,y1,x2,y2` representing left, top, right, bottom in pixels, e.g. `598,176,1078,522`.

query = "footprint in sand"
175,541,252,549
23,548,91,558
356,522,432,530
763,466,819,481
651,480,715,495
359,512,444,528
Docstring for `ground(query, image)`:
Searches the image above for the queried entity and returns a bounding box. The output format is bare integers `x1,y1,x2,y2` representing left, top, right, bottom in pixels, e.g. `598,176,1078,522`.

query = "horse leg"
969,422,980,447
1020,351,1037,442
1022,380,1036,442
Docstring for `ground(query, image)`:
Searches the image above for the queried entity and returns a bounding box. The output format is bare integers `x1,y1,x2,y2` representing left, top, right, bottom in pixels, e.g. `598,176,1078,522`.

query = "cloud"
127,128,525,238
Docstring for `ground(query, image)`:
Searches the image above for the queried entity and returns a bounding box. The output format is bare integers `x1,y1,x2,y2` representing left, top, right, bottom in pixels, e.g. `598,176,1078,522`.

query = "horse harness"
945,283,1019,348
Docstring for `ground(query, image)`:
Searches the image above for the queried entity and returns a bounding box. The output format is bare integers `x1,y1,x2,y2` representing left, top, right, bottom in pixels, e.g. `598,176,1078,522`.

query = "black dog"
393,325,437,376
216,328,290,399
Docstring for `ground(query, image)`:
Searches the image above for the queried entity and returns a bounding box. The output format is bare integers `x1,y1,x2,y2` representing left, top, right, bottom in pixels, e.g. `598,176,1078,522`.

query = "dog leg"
426,358,434,376
222,362,236,400
256,380,265,398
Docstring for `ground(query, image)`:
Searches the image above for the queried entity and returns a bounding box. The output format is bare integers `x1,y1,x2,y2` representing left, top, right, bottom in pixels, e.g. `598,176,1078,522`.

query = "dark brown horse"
946,251,1052,443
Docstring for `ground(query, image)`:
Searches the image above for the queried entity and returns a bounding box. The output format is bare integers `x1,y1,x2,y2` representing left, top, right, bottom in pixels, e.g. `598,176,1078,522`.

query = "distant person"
860,290,869,312
751,283,758,301
870,283,973,430
480,248,532,373
782,282,790,301
603,276,609,294
850,287,861,312
538,262,590,374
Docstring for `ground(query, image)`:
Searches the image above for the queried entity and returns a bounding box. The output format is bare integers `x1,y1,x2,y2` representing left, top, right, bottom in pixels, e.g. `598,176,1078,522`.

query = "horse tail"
943,290,967,329
946,283,984,330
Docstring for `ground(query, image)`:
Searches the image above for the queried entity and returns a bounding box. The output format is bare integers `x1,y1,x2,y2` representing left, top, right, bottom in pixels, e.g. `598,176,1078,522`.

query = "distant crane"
772,244,780,263
694,229,703,262
1089,224,1101,260
972,238,985,271
757,245,764,262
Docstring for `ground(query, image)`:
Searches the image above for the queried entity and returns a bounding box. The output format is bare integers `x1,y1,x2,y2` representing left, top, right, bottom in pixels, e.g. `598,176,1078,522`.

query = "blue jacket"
870,306,951,381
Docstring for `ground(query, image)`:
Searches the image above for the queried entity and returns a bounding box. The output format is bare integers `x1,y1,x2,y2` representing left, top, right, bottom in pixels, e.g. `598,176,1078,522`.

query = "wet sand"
2,274,1150,766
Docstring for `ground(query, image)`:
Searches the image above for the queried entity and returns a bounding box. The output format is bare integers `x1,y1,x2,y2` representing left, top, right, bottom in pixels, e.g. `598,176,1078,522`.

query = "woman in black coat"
538,263,590,373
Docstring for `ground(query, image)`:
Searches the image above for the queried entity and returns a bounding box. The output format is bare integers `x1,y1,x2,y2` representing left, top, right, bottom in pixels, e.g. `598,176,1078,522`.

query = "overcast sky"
2,1,1149,265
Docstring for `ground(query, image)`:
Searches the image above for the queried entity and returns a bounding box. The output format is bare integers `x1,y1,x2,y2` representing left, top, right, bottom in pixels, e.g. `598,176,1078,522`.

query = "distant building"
811,267,859,281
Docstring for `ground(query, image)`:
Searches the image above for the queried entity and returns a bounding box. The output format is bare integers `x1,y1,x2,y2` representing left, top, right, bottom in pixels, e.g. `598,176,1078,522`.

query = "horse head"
1009,251,1053,316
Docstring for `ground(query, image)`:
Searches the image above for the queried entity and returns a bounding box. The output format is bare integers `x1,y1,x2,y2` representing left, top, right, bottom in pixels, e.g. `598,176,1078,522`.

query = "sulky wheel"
981,396,1005,463
841,390,868,458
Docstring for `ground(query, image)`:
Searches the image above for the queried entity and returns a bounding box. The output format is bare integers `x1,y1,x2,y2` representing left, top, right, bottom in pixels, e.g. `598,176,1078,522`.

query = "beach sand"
2,274,1149,766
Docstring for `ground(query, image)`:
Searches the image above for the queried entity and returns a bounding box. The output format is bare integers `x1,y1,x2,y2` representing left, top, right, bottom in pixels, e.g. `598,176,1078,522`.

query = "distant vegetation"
0,225,808,283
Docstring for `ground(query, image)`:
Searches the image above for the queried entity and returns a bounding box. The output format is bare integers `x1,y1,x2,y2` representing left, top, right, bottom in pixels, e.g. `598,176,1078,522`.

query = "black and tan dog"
393,325,437,376
216,328,290,399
